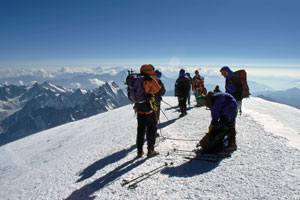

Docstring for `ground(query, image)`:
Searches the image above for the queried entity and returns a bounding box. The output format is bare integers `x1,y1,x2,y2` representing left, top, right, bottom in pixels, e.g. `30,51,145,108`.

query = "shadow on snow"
158,106,196,130
158,118,178,129
65,145,146,200
161,159,222,177
76,144,136,183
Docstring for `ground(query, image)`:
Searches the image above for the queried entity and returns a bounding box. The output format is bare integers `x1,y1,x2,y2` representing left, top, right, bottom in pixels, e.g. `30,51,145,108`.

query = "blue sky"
0,0,299,68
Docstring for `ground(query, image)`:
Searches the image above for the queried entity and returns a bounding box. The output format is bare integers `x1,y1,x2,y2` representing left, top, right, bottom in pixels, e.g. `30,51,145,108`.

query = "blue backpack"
126,73,146,103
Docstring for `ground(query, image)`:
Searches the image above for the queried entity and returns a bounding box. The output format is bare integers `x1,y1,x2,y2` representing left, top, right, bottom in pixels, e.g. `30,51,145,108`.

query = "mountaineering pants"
178,97,188,115
237,100,242,114
156,101,161,121
137,112,157,152
219,112,238,146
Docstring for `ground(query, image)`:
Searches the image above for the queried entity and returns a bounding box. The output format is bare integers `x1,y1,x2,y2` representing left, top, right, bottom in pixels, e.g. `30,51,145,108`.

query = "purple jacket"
220,66,243,101
210,92,238,125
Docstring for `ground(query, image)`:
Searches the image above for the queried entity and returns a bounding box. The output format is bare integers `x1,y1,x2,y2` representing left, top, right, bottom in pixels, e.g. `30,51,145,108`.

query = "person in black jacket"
175,69,191,117
185,72,193,106
154,70,166,121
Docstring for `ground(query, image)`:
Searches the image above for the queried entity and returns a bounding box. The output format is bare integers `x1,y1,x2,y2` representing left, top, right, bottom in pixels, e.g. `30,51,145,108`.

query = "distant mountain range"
253,87,300,109
0,81,130,146
0,67,299,147
0,66,271,94
0,68,129,90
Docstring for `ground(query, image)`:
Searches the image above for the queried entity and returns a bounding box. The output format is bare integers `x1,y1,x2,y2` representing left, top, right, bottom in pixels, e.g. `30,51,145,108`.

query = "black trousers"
137,112,157,152
219,113,237,145
178,97,187,114
213,120,236,146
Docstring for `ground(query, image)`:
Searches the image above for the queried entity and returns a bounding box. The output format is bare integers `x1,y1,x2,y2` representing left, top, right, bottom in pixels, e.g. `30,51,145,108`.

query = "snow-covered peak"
40,82,67,93
74,88,88,95
88,78,106,87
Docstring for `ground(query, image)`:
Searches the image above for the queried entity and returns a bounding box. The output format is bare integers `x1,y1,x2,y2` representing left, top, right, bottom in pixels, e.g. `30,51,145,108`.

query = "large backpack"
199,123,229,153
125,73,146,103
234,69,250,99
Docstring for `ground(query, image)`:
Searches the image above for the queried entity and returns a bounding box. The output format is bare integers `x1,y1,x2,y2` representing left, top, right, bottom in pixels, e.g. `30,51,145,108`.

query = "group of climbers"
126,64,249,157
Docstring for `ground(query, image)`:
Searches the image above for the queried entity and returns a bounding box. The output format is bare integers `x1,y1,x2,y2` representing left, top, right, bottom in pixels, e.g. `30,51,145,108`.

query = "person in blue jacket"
203,91,238,150
220,66,243,114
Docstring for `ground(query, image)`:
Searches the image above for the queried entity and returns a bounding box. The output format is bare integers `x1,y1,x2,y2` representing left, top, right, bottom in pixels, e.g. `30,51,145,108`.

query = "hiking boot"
137,149,144,158
147,150,159,158
179,113,185,118
225,143,237,151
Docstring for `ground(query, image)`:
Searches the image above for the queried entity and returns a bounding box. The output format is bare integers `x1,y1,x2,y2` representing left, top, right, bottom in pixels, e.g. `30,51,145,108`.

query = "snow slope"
0,97,299,200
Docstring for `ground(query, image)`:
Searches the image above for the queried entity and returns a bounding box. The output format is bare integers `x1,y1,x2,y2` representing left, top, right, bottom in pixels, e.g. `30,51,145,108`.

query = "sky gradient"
0,0,299,68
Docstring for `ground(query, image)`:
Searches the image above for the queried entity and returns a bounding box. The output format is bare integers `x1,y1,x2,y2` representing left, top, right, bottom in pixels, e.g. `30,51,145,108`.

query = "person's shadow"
65,145,146,200
158,118,178,129
161,158,225,177
164,105,179,111
76,145,136,183
164,105,195,113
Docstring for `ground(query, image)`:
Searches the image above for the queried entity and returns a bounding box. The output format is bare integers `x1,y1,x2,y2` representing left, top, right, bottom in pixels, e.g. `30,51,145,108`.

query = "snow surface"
0,97,299,200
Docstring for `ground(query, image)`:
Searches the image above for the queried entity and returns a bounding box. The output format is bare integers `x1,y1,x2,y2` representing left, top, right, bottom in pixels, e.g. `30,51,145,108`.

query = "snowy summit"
0,97,299,200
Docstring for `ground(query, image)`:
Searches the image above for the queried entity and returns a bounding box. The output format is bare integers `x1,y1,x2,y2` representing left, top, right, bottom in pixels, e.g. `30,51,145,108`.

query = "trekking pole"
160,109,169,121
162,137,199,142
161,99,174,107
158,119,163,137
127,162,173,189
122,162,168,187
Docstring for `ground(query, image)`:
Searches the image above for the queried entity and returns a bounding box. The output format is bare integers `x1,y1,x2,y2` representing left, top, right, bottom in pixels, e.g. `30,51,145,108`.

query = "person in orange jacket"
135,64,161,158
192,70,204,103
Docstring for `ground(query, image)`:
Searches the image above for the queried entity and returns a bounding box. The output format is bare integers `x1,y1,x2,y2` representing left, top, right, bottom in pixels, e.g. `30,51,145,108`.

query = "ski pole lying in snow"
183,156,219,162
121,162,173,189
161,136,199,142
173,148,231,162
174,148,232,157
